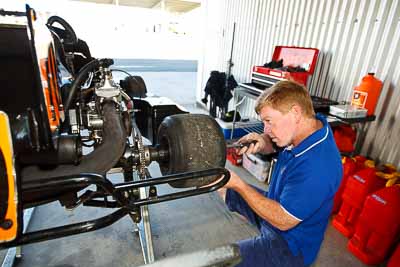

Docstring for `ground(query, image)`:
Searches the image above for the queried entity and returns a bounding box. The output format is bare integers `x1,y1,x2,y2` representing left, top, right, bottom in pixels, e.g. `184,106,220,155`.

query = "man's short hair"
255,80,315,118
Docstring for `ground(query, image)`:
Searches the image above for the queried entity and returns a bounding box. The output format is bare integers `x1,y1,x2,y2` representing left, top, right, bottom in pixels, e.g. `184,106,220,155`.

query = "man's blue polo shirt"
264,114,342,266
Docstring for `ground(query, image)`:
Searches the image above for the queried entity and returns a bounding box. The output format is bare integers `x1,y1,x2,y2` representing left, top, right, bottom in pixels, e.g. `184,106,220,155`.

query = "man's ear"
290,104,302,123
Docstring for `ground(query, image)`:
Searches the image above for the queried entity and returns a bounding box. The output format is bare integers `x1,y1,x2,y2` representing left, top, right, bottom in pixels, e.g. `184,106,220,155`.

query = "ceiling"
70,0,201,13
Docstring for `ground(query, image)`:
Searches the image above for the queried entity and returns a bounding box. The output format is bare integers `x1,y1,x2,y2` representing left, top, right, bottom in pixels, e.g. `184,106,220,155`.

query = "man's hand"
237,133,274,155
217,169,246,202
224,169,246,190
210,169,244,201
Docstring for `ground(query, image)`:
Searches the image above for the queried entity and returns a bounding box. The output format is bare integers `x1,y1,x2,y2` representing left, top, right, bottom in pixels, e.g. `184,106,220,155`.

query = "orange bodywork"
0,112,18,242
39,45,62,132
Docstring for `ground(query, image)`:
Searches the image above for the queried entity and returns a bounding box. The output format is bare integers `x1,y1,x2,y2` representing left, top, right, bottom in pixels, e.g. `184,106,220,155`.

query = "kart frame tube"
1,168,229,248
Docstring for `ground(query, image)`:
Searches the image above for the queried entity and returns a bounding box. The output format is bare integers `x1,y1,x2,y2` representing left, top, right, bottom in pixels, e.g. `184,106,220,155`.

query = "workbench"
231,83,376,156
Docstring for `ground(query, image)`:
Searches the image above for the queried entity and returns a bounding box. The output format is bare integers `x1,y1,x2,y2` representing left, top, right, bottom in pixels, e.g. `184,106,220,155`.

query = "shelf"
235,122,264,134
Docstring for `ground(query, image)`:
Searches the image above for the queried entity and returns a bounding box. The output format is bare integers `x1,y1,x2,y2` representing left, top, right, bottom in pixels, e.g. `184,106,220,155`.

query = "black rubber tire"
158,114,226,188
132,75,147,95
122,75,147,98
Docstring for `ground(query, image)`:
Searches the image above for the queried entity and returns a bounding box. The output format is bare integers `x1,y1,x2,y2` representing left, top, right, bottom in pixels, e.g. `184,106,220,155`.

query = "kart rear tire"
121,75,147,98
158,114,226,188
131,75,147,96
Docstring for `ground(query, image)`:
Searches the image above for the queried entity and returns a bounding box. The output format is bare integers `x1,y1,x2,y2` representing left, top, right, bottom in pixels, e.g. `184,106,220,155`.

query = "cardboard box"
242,153,271,182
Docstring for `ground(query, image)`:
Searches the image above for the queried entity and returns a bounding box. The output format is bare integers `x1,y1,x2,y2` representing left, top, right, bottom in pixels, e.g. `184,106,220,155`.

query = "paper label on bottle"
351,90,368,108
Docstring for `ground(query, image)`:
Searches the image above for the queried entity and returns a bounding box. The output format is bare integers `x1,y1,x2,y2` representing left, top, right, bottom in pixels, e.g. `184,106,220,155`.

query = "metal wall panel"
199,0,400,167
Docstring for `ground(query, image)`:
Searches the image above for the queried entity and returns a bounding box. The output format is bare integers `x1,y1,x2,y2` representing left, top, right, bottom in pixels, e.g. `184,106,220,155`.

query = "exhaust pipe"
21,101,127,180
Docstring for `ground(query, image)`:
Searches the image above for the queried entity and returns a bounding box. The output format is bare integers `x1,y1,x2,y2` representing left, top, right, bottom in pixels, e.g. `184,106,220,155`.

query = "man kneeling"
222,80,342,267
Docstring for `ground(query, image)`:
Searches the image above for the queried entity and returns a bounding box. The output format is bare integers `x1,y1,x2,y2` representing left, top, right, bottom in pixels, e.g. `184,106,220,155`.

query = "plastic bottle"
351,73,383,116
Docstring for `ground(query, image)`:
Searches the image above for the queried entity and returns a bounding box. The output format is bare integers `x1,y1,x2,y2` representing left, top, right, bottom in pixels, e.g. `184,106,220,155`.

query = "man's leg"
224,188,265,229
237,225,304,267
223,188,304,266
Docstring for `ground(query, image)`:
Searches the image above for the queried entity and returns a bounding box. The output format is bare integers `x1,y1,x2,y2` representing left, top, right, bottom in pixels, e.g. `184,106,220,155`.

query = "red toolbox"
348,185,400,265
252,46,319,88
226,147,243,166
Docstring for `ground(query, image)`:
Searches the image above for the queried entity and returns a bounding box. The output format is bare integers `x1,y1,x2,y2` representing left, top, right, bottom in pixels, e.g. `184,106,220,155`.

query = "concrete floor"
2,159,378,267
6,163,258,267
0,70,383,267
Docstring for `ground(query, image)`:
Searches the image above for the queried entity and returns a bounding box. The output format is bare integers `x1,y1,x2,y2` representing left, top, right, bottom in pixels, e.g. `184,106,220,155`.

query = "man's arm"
238,133,275,155
227,171,300,231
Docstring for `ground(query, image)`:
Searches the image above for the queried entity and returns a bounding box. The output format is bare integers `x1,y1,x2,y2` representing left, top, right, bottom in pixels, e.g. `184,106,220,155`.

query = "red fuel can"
332,157,357,214
332,166,385,237
353,155,368,170
388,243,400,267
348,186,400,265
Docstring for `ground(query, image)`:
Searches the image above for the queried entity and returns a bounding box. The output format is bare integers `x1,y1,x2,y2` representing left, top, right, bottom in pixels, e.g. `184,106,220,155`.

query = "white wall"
198,0,400,166
3,0,202,60
196,0,226,103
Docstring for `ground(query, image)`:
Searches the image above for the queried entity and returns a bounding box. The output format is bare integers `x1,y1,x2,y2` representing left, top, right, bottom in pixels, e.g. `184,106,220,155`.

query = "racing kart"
0,5,233,265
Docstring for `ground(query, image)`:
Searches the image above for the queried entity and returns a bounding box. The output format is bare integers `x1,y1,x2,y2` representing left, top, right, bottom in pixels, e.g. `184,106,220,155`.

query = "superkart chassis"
4,169,229,248
0,6,230,265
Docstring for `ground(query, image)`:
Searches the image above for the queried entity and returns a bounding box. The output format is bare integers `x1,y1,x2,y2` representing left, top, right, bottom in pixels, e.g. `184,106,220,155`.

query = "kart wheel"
158,114,226,188
121,75,147,98
132,76,147,95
